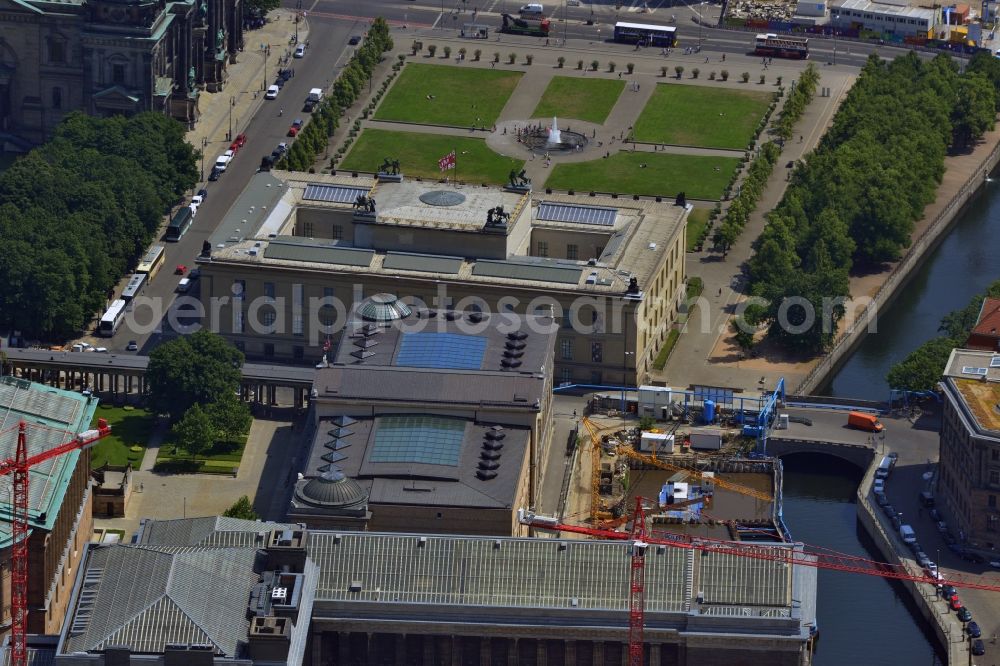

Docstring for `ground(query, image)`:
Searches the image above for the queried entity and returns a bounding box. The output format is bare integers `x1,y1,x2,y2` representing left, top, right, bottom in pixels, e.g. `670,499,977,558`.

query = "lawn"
633,84,774,149
341,129,525,185
686,207,711,251
154,434,248,475
89,405,154,469
374,63,523,126
545,152,740,200
531,76,625,124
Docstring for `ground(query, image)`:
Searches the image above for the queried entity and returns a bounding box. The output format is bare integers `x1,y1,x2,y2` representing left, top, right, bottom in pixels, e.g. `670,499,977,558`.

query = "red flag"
323,336,331,352
438,150,456,171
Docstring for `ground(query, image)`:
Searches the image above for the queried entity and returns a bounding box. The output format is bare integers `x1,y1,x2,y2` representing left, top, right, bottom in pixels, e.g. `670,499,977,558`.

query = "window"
261,309,277,327
52,88,62,109
562,312,573,329
302,221,314,237
560,367,572,384
590,370,602,384
991,470,1000,486
264,282,275,301
323,287,335,298
537,241,548,257
560,338,572,360
332,225,344,240
992,449,999,462
48,39,65,63
292,284,304,336
293,346,304,360
264,343,275,358
233,280,245,334
591,341,603,363
566,244,578,260
990,495,997,509
989,514,1000,532
112,64,126,85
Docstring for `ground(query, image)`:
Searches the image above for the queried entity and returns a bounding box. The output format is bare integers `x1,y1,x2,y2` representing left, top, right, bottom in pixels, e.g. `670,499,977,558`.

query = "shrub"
494,52,501,63
398,54,406,64
458,47,467,60
741,71,750,82
609,61,616,72
709,71,716,80
759,74,766,84
508,52,517,64
427,44,437,56
591,59,600,71
557,56,565,68
660,66,668,77
474,49,482,61
443,46,452,58
692,67,700,79
776,75,783,86
526,54,533,65
675,65,684,79
626,62,635,74
720,70,729,81
411,40,422,54
577,59,584,70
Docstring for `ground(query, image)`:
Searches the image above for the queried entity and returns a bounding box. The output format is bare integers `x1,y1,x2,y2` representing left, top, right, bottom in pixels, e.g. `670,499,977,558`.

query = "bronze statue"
354,194,375,213
487,205,510,226
508,168,531,188
379,157,401,175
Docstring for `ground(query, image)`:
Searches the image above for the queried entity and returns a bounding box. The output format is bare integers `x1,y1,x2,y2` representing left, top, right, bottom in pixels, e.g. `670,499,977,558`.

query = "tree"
245,0,280,16
146,330,244,420
208,393,253,443
172,404,216,458
730,318,755,354
223,495,259,520
675,65,684,79
885,337,957,391
952,73,996,148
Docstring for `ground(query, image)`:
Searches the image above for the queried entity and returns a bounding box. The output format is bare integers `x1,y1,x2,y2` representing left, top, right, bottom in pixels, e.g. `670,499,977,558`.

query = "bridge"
766,435,877,469
0,348,316,409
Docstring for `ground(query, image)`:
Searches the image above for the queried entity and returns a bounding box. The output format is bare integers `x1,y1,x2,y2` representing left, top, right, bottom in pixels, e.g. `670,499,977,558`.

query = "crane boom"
2,419,111,666
615,445,773,502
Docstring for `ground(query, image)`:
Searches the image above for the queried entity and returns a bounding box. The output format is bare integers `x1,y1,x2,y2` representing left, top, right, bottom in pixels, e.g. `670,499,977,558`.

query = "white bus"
121,273,147,303
99,299,128,337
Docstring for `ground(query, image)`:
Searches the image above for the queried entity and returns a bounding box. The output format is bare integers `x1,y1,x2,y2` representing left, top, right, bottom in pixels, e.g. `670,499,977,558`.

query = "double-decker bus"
136,245,166,280
753,33,809,59
98,299,128,337
613,21,678,47
165,206,194,242
121,273,147,303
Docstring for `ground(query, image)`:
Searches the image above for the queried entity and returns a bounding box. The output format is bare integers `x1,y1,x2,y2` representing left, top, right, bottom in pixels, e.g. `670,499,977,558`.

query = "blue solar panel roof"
536,202,617,226
370,416,467,466
395,332,488,370
303,183,371,203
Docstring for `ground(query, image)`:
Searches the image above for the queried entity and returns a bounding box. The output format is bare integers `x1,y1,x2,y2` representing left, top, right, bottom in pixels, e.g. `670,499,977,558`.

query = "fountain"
519,115,588,154
547,116,562,147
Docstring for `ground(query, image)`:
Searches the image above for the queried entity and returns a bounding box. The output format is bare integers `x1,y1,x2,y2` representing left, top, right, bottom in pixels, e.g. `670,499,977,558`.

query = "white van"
214,155,231,173
520,3,544,15
899,524,916,544
176,278,192,293
875,455,892,479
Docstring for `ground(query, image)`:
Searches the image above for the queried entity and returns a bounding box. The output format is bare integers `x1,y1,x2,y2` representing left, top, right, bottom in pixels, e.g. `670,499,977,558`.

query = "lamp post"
833,15,839,65
229,95,235,142
200,137,208,182
261,43,268,91
699,1,705,47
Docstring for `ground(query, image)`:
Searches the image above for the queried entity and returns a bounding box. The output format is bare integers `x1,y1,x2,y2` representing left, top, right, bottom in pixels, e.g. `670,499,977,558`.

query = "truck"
847,411,884,432
688,427,723,450
501,12,550,36
304,88,323,112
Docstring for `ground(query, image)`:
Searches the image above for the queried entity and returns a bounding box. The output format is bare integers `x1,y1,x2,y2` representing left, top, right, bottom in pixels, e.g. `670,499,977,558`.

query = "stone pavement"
186,9,309,182
651,69,857,392
94,417,301,538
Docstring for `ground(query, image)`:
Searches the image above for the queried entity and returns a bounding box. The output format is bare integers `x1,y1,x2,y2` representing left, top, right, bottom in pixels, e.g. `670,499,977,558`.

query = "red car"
175,264,187,275
950,596,963,611
287,119,304,137
229,133,247,153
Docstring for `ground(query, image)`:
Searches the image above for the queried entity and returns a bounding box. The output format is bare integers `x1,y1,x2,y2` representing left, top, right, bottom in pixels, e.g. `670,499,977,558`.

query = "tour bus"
613,21,678,47
166,206,194,242
136,245,166,281
120,273,147,303
98,299,128,337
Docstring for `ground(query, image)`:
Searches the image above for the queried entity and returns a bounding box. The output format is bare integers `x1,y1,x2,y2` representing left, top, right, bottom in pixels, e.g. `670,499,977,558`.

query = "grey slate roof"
62,545,259,656
138,516,301,548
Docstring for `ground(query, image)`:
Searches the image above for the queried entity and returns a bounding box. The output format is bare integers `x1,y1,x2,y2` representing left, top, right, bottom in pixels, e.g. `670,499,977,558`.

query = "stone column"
422,635,434,664
394,634,406,666
564,640,576,666
337,633,350,664
480,638,492,666
536,639,547,666
507,638,518,666
593,642,604,666
649,643,661,666
451,636,462,666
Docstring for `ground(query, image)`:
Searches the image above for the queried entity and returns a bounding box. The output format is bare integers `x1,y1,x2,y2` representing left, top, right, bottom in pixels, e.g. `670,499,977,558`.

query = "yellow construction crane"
615,445,773,502
582,417,613,523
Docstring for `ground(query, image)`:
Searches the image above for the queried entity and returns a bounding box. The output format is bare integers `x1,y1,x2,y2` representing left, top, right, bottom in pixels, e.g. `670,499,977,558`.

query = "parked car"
233,133,247,148
940,585,958,600
191,194,204,208
882,503,896,518
967,621,982,638
929,508,942,522
273,142,288,157
348,35,361,45
874,491,889,506
973,639,986,655
126,340,138,352
294,43,306,58
936,521,948,533
175,264,187,275
916,552,930,568
887,451,898,464
265,84,280,99
873,478,885,494
288,118,304,136
189,267,201,280
209,167,222,181
957,607,973,623
197,188,208,201
950,596,963,611
214,155,230,173
94,347,108,353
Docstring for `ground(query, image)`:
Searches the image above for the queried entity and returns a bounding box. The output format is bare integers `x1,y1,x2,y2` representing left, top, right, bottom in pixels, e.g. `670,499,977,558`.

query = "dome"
359,293,412,322
295,469,368,509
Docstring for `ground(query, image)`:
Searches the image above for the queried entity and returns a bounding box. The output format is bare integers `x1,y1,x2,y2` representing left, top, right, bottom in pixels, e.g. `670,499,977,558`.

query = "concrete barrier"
855,452,968,664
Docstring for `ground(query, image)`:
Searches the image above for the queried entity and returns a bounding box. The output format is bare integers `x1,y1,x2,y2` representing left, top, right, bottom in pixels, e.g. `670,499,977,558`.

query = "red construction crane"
0,419,111,666
520,496,1000,666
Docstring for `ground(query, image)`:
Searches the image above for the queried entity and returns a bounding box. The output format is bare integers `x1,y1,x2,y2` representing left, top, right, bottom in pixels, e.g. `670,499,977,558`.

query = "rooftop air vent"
476,470,498,480
513,331,528,341
483,441,504,451
353,337,379,349
485,430,506,440
480,450,501,461
506,332,519,340
468,311,487,323
350,350,375,360
445,310,459,321
478,460,500,471
503,350,524,359
505,341,526,351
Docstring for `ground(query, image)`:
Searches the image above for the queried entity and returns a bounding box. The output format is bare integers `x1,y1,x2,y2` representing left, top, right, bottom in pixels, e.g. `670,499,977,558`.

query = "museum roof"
136,515,302,548
943,349,1000,434
307,531,813,625
204,173,685,296
0,376,97,549
297,415,529,510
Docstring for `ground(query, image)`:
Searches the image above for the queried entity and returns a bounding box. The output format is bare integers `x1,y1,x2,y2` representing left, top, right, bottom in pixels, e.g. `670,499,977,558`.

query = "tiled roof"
62,545,259,656
972,297,1000,337
138,516,301,548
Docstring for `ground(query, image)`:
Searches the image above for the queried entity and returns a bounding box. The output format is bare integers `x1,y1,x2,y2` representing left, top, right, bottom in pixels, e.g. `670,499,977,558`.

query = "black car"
972,639,985,655
882,503,896,518
348,35,361,45
929,508,942,522
967,621,982,638
874,492,889,507
940,585,958,601
197,188,208,200
208,167,221,181
957,607,973,623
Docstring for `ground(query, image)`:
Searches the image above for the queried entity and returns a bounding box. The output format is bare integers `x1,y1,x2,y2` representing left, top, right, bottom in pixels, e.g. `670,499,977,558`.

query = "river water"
783,174,1000,664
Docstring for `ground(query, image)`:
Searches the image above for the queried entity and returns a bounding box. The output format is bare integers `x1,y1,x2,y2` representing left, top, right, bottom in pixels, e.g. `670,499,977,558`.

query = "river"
781,455,944,666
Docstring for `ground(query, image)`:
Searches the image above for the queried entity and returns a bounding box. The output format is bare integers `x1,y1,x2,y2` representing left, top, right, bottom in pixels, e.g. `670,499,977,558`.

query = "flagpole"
453,146,457,187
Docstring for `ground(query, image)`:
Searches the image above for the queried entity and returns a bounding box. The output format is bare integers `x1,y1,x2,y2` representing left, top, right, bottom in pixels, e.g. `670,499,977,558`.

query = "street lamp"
699,1,705,47
229,95,235,142
200,137,208,182
261,42,268,92
833,14,840,65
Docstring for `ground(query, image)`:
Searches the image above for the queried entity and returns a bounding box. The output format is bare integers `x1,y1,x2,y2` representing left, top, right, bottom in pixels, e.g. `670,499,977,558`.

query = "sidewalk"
651,69,857,391
186,9,309,178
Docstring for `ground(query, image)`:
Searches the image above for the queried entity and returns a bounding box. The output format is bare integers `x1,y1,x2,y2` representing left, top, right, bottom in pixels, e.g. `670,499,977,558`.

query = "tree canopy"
746,52,996,353
223,495,259,520
146,330,244,421
0,112,197,339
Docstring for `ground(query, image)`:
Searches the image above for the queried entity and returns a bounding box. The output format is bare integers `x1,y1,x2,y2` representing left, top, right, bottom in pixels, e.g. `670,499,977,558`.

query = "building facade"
197,173,688,387
0,0,244,148
937,349,1000,555
830,0,935,38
